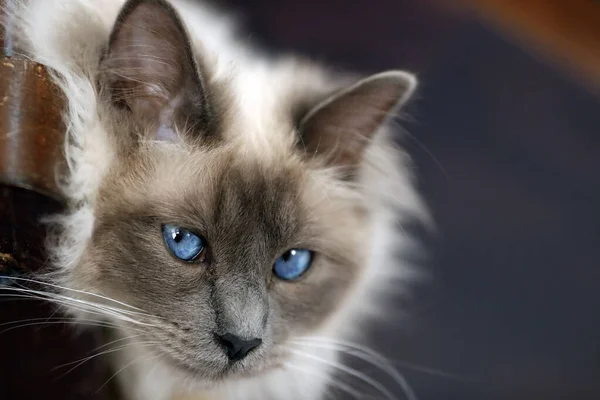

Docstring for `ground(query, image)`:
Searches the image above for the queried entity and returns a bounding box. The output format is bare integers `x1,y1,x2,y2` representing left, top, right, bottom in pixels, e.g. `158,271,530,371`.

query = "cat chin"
175,361,287,393
158,349,283,384
167,356,332,400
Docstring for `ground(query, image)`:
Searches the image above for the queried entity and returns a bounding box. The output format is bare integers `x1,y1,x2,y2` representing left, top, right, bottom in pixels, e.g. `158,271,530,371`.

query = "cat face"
86,144,369,380
70,0,416,383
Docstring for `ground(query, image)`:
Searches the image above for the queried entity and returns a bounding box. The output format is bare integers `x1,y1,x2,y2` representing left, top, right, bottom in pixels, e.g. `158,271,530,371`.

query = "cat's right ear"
98,0,213,142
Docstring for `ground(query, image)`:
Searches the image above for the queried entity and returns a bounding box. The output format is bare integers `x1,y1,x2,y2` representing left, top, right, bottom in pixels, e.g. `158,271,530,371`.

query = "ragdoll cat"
6,0,426,398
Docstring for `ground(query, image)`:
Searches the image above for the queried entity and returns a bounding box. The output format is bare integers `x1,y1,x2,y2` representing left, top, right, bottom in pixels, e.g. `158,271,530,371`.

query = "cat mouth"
157,348,267,382
158,346,286,385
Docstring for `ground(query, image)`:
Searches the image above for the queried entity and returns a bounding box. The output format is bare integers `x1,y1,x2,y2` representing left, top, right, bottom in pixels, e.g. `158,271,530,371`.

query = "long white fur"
6,0,427,399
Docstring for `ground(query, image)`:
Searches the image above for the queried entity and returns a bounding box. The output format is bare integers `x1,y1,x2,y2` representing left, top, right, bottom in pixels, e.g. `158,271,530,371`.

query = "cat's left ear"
99,0,212,141
298,71,416,171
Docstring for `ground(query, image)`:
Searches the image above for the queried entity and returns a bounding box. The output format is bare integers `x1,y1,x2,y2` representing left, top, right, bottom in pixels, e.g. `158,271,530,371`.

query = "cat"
5,0,426,399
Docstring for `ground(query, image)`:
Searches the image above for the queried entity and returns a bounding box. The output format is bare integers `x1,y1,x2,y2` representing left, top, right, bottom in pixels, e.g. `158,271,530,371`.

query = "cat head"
69,0,417,384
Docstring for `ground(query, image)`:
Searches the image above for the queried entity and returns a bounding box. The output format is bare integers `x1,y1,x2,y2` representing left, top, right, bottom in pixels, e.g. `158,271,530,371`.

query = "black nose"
216,333,262,362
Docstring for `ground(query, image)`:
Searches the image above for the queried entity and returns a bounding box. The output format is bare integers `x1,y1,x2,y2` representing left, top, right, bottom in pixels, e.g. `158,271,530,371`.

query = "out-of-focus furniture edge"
0,0,66,265
0,1,118,398
459,0,600,93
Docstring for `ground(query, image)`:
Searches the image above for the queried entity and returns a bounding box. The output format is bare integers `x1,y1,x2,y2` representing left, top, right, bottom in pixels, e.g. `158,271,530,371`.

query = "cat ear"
99,0,212,141
298,71,416,171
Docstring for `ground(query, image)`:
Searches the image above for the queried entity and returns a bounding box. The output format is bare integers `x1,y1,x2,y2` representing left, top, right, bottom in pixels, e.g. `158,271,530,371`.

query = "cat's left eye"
273,249,313,281
162,224,207,262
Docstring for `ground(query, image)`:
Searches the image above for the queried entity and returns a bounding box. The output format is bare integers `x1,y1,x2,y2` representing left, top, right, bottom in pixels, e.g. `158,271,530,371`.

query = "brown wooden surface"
0,1,117,398
0,58,67,200
0,1,66,201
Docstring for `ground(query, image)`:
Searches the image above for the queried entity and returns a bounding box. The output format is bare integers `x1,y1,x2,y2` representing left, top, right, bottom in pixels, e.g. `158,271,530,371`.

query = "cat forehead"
209,162,304,243
211,158,302,215
124,144,311,224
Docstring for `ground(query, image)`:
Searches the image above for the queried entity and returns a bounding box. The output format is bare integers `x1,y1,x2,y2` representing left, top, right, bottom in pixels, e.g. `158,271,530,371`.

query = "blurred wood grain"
467,0,600,90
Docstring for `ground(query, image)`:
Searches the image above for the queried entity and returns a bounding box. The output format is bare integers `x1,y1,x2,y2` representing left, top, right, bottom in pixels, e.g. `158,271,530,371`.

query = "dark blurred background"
216,0,600,399
1,0,599,399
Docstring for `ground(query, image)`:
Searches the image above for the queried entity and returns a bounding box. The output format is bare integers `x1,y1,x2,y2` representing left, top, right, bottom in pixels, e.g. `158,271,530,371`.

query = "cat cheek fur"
9,0,427,399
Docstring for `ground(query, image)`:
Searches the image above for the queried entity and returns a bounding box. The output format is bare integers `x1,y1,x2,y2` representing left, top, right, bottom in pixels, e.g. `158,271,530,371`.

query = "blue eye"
273,249,313,281
162,224,206,262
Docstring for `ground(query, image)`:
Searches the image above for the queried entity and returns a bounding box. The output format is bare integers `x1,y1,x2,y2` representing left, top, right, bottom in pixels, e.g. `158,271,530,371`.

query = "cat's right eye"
162,224,207,263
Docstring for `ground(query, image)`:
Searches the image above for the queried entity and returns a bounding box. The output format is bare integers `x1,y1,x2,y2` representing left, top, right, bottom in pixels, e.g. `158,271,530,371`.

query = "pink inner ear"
155,91,190,142
100,0,207,141
156,125,178,142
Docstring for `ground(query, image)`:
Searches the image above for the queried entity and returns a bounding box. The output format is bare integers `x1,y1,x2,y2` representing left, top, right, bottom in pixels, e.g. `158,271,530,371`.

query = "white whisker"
292,337,418,400
0,319,126,335
54,340,159,380
294,336,468,382
0,292,119,322
0,316,112,329
95,353,161,394
81,333,145,358
2,276,155,315
2,285,159,327
289,348,399,400
284,361,363,399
